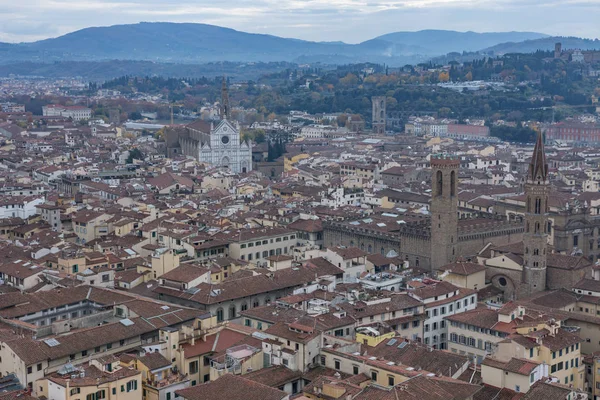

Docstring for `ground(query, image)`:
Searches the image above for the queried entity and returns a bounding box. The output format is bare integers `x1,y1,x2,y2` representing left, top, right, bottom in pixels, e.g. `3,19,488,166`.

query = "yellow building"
437,260,486,290
284,152,310,172
38,356,142,400
583,352,600,399
481,357,546,394
125,352,190,400
355,324,396,347
321,346,416,388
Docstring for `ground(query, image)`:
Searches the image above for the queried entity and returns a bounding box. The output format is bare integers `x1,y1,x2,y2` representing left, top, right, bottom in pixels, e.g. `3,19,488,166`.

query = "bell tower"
430,154,460,271
522,129,549,296
220,76,230,120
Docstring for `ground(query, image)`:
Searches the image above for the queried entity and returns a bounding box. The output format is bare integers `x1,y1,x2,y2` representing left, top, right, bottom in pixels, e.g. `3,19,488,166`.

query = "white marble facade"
198,119,252,174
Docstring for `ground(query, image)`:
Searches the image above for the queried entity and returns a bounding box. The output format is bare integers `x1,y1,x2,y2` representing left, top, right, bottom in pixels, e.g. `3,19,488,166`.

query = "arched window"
381,247,385,255
450,170,456,197
228,305,236,319
436,170,443,197
216,308,224,322
535,198,541,214
368,245,372,253
535,222,540,234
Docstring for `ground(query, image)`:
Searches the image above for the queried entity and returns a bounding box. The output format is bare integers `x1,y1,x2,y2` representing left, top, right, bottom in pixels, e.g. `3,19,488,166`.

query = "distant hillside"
484,36,600,54
0,22,425,66
0,23,553,69
375,30,549,55
0,60,298,81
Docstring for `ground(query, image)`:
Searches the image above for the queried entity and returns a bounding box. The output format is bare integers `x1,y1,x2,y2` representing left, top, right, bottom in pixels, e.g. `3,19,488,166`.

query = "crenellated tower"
430,154,460,271
522,129,549,296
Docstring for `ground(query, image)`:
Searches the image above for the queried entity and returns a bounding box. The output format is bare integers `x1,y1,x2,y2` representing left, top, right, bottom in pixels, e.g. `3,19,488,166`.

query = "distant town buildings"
42,104,92,121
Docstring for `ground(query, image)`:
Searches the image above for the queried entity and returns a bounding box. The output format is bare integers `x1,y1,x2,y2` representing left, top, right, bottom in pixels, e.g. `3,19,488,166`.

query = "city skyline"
0,0,599,44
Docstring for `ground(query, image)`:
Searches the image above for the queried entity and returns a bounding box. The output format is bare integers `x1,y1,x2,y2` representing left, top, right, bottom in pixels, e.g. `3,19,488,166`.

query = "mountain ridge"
0,22,555,66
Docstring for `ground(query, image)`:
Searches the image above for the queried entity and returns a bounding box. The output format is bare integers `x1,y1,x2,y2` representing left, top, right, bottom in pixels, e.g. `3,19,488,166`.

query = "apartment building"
228,227,296,266
38,357,142,400
408,280,477,350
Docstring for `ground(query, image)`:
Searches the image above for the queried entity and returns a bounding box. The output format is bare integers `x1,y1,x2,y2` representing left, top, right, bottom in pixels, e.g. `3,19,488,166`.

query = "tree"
465,71,473,81
438,72,450,82
126,148,144,164
129,111,143,120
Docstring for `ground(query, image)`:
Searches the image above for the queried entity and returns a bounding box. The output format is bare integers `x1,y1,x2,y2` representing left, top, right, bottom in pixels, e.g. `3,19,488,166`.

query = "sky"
0,0,599,43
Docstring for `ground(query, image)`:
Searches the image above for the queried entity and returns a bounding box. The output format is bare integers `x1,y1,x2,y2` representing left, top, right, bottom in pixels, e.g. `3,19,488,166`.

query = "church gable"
485,253,523,271
213,119,238,137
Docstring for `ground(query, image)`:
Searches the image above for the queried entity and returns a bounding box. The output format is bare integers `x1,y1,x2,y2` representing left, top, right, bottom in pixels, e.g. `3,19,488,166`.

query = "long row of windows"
449,333,493,351
426,296,475,318
240,235,295,249
80,381,137,400
550,358,579,373
449,321,507,338
551,343,579,358
241,247,289,261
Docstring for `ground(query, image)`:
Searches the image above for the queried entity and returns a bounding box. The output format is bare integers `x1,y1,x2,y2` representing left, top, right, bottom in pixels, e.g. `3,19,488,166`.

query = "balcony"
145,372,188,389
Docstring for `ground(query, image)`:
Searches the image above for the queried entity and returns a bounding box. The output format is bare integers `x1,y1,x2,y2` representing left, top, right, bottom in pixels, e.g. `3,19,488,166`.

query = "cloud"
0,0,598,43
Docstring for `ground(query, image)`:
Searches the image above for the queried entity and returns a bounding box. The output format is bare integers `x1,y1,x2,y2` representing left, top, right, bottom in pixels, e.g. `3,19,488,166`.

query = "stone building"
324,154,524,271
481,131,593,300
165,79,252,173
372,96,386,134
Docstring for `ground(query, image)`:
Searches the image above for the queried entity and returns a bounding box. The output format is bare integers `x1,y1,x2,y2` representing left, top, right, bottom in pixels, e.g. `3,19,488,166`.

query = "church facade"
165,79,252,174
481,130,592,300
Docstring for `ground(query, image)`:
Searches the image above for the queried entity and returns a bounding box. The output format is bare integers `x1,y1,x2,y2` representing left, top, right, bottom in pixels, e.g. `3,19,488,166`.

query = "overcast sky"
0,0,599,43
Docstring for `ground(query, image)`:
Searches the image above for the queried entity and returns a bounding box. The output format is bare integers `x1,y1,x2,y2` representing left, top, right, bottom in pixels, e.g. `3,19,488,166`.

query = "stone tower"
554,42,562,59
220,77,230,120
522,129,549,296
430,154,460,271
372,96,386,134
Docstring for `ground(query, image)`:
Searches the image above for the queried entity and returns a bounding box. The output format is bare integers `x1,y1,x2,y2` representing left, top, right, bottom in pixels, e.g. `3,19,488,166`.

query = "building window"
371,371,378,381
388,376,395,386
353,365,359,375
189,361,199,374
334,359,341,370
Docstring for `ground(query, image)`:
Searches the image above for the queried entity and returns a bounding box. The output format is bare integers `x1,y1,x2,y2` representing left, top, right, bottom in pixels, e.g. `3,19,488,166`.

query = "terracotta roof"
368,337,469,377
521,380,572,400
154,262,342,305
482,357,540,376
182,328,248,359
438,261,485,276
287,218,323,233
176,374,286,400
243,365,302,387
138,352,171,371
354,374,481,400
330,246,367,259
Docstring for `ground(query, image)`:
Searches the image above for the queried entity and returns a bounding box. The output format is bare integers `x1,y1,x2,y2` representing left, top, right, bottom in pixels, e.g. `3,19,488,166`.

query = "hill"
0,22,424,65
0,23,551,68
484,36,600,54
374,30,549,55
